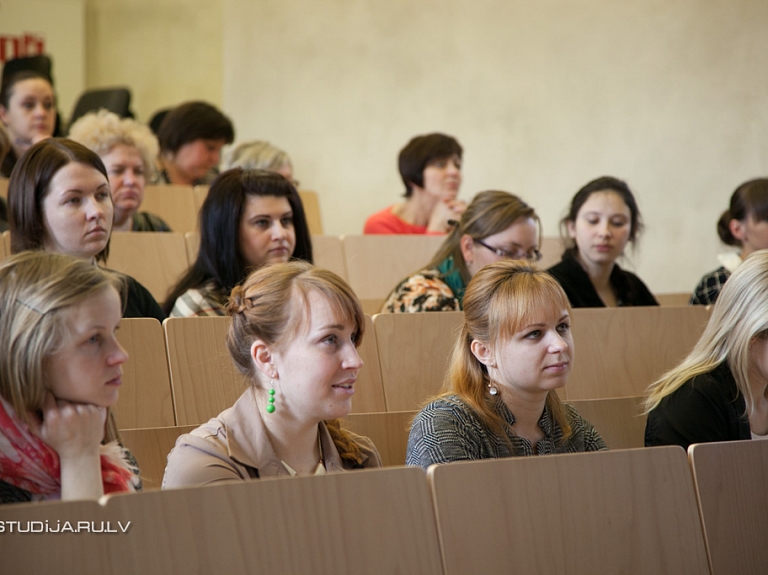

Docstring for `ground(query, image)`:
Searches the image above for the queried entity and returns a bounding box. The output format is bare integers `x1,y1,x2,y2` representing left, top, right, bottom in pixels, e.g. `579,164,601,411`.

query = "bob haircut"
162,168,313,315
0,70,53,109
646,249,768,416
425,190,540,283
717,178,768,247
559,176,644,251
442,260,573,443
224,140,292,173
398,133,462,198
226,260,366,465
157,101,234,154
0,251,122,427
8,138,111,263
68,109,159,180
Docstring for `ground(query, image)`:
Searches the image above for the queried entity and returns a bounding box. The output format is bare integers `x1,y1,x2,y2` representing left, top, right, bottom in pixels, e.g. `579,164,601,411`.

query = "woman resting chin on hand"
0,252,140,504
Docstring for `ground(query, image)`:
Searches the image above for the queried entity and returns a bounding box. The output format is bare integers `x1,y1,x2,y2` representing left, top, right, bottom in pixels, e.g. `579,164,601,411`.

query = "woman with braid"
163,261,381,487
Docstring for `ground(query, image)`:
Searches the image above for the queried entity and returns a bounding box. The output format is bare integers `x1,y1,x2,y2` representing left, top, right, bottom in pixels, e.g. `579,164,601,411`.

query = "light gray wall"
223,0,768,293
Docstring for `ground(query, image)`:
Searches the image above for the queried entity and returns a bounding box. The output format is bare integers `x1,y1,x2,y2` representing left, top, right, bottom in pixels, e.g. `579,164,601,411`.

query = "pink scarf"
0,396,136,500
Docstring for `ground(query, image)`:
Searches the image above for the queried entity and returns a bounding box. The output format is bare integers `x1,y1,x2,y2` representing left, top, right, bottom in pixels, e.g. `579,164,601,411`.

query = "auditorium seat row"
3,439,767,574
112,305,710,428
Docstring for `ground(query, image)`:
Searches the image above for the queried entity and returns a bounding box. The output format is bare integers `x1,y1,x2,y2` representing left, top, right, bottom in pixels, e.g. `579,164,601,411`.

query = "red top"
363,205,443,235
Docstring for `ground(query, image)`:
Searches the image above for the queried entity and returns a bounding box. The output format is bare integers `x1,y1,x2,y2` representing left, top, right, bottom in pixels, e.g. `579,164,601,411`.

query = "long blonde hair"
442,260,573,442
226,261,367,464
0,252,124,440
645,250,768,414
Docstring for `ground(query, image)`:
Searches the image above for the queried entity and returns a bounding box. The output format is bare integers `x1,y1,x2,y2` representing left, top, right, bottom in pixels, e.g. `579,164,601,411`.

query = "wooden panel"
114,318,175,428
567,396,646,449
120,425,197,490
341,234,445,301
183,231,199,266
689,439,768,575
2,467,444,575
354,315,387,413
107,232,189,303
566,306,711,400
299,189,323,235
429,447,710,575
165,315,385,425
341,411,416,467
141,184,199,234
0,177,8,199
311,234,347,280
192,184,209,211
0,499,115,574
373,311,463,411
656,292,692,306
539,235,564,270
164,316,247,426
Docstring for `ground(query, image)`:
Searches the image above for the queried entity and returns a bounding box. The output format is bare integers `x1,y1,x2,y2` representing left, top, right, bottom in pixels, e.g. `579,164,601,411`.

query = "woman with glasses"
383,190,540,313
547,176,657,308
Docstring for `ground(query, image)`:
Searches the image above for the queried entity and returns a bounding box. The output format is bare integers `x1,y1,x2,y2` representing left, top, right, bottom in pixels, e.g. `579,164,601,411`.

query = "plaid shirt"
690,266,731,305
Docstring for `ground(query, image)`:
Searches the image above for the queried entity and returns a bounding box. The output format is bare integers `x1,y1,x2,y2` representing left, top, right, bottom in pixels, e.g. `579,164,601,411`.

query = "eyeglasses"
474,239,542,262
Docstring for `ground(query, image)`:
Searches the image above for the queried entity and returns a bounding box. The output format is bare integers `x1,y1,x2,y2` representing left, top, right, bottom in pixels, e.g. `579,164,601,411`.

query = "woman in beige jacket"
163,261,381,488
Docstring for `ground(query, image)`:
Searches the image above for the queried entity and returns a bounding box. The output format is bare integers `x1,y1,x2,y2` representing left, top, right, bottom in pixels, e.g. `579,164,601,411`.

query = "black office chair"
67,87,134,133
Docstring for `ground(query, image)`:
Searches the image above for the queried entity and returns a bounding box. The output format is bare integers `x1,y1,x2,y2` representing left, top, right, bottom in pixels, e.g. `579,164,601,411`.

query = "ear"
470,339,494,367
459,234,475,266
0,105,8,124
566,220,577,239
729,218,747,242
250,339,277,380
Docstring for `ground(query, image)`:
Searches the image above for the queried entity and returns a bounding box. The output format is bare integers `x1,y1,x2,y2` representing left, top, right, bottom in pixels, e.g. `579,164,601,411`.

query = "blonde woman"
406,260,606,470
383,190,541,312
163,261,381,487
224,140,296,184
645,250,768,449
0,252,140,504
69,109,170,232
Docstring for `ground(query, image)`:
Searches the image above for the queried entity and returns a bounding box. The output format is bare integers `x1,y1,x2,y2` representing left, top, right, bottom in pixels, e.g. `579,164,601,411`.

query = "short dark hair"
8,138,110,263
157,101,235,154
0,71,53,108
560,175,644,251
398,133,462,197
717,178,768,246
162,169,313,315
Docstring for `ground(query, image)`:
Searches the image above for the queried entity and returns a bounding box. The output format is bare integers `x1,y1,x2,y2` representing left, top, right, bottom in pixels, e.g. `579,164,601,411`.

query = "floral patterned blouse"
382,256,466,313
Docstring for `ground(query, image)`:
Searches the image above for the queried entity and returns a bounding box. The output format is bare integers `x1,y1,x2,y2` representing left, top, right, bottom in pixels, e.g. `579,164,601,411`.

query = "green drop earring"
266,379,276,414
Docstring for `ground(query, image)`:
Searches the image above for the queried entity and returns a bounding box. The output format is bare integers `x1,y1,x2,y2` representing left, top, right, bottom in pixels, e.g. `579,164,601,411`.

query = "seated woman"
69,109,171,232
690,178,768,305
155,101,234,186
8,138,165,322
224,140,296,184
163,169,313,317
0,71,56,177
163,261,382,487
547,176,658,307
384,190,540,312
406,260,606,470
364,132,467,235
645,250,768,449
0,251,140,504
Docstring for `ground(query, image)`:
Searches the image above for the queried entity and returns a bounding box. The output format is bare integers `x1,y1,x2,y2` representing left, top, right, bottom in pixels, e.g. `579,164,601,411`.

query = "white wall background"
223,0,768,293
0,0,85,121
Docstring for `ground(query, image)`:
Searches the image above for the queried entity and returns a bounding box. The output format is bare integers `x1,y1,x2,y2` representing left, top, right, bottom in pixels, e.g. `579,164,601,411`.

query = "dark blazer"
547,250,658,308
645,362,751,450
